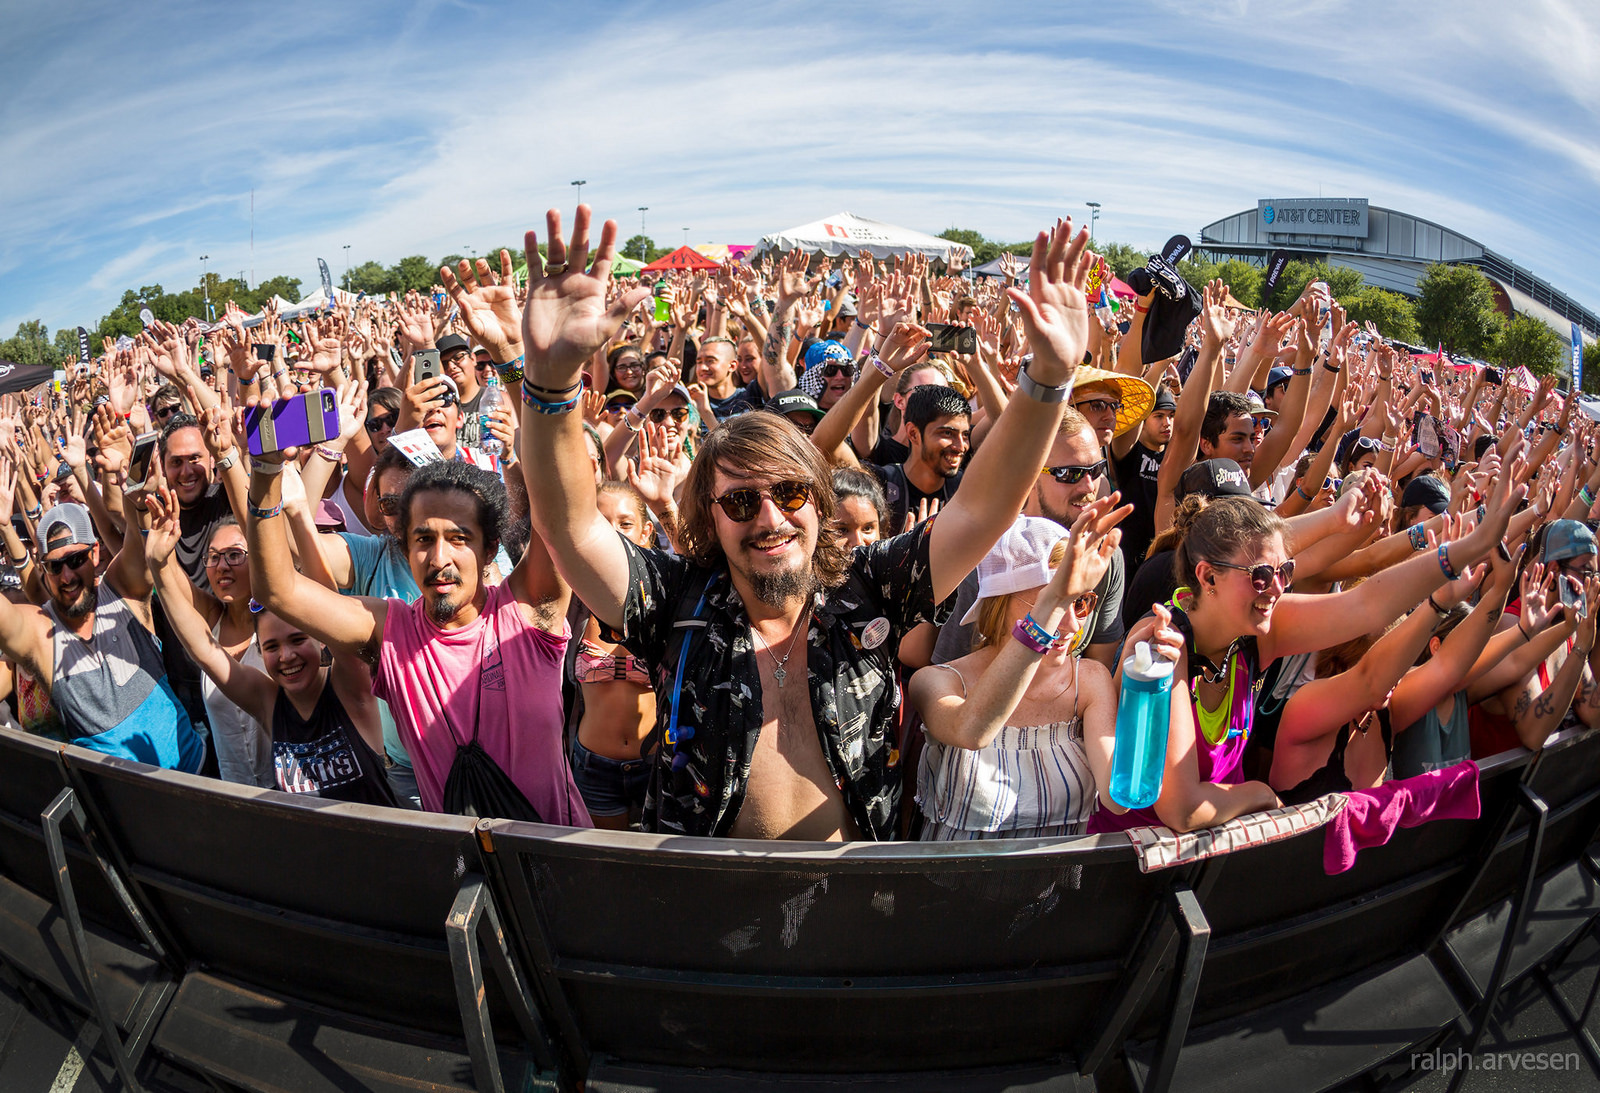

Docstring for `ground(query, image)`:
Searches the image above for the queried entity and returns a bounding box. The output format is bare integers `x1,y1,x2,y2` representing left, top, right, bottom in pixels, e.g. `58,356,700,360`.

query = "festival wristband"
1408,523,1428,552
251,460,284,477
521,382,581,415
870,352,895,379
1016,365,1072,404
312,445,344,464
1011,618,1052,655
493,354,525,383
1437,541,1459,581
247,500,282,520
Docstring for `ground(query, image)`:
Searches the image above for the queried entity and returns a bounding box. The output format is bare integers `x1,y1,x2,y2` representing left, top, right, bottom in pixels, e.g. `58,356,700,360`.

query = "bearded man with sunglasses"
933,408,1126,672
0,503,205,771
521,207,1095,841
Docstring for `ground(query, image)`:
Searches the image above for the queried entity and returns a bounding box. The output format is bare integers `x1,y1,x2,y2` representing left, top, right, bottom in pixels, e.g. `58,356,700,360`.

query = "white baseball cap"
959,516,1066,625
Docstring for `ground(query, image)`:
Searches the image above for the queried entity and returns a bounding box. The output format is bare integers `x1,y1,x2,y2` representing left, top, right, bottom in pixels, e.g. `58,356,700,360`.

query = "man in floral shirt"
520,207,1094,840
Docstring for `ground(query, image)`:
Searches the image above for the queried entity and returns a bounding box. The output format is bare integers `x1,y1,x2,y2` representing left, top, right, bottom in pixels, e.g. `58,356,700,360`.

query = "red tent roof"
642,246,721,271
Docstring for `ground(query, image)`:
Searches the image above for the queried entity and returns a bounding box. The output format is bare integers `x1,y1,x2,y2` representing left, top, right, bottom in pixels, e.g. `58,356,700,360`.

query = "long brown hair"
678,413,852,588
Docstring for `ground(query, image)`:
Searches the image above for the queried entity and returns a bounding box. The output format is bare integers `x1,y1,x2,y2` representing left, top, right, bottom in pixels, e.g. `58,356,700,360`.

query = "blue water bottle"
1110,641,1176,810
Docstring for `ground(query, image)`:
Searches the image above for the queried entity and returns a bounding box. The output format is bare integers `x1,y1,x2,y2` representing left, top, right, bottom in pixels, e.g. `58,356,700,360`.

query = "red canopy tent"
1108,276,1137,299
642,246,721,272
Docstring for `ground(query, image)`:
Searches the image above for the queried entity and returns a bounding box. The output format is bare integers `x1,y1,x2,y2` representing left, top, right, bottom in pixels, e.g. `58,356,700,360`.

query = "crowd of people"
4,203,1596,845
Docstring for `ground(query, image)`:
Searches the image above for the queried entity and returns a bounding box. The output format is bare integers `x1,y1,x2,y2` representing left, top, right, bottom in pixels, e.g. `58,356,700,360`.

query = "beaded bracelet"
1011,618,1052,655
1408,523,1428,552
1437,541,1459,581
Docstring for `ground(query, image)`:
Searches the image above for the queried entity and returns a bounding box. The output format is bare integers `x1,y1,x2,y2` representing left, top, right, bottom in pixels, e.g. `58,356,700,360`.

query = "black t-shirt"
866,462,963,534
1123,548,1179,634
869,430,910,466
708,381,764,420
1112,441,1164,573
176,481,235,588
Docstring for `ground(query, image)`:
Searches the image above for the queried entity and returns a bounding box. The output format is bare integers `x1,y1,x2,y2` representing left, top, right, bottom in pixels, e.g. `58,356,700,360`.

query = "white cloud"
2,0,1597,336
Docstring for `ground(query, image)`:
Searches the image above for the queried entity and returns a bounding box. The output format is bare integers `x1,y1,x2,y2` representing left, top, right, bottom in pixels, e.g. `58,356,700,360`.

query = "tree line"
3,229,1594,388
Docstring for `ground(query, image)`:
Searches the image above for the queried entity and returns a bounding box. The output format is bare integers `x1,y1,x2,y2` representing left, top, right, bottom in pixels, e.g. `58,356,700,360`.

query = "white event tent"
759,212,973,262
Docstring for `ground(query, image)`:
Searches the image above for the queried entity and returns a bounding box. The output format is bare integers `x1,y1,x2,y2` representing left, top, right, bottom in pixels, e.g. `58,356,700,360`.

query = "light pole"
638,207,648,260
682,228,689,248
199,255,210,320
571,179,586,205
1085,202,1100,242
342,244,351,290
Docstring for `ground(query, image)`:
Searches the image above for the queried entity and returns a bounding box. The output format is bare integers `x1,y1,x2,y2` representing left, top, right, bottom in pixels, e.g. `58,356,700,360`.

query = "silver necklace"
753,612,808,688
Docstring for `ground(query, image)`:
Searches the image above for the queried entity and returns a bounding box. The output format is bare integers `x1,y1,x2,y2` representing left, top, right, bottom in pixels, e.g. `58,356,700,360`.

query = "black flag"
318,258,333,299
1262,250,1290,299
75,327,90,364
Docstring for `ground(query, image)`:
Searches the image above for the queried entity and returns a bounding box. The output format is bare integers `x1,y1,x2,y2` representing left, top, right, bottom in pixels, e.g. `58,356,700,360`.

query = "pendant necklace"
753,612,808,688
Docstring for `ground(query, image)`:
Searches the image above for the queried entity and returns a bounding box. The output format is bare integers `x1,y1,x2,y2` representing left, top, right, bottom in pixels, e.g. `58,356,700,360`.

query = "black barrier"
0,724,1595,1093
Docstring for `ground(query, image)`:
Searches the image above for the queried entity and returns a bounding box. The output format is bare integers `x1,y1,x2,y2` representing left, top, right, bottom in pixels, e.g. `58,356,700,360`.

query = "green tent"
513,253,645,285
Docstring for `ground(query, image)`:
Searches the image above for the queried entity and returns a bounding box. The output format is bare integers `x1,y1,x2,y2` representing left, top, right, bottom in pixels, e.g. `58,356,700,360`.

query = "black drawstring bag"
441,739,544,823
436,639,545,824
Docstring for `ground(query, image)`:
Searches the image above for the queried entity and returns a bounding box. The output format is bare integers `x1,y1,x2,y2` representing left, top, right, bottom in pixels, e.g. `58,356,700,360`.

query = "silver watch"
1016,365,1072,404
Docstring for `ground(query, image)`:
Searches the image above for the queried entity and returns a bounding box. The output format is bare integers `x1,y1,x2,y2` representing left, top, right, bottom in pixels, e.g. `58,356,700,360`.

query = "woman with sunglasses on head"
911,501,1130,839
1094,445,1525,835
145,490,395,805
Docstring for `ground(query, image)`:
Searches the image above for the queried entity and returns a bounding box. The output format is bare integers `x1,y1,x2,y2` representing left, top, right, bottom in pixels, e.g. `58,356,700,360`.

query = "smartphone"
126,432,158,492
1414,413,1441,459
927,323,977,355
253,344,276,363
1420,368,1434,384
1560,575,1586,619
412,349,442,387
245,389,341,457
1483,366,1504,385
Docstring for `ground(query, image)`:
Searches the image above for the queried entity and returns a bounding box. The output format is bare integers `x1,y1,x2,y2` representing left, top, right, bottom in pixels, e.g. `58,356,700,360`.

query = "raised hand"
625,421,681,509
521,206,651,387
878,321,932,374
1007,218,1092,386
443,251,524,364
774,249,817,309
145,485,183,566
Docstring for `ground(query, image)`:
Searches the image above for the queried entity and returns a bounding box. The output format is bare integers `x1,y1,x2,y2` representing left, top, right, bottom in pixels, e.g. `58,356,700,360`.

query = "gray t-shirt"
932,547,1125,664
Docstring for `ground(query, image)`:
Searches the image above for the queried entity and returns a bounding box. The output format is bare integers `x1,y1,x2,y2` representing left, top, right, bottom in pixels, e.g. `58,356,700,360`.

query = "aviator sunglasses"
712,481,812,523
44,548,93,576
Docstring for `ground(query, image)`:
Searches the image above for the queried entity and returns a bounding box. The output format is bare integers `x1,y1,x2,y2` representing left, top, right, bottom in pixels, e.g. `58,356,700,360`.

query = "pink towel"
1324,761,1481,874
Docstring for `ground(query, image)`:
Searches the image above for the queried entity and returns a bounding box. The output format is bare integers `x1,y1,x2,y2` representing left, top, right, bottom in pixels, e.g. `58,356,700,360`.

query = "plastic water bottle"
1109,641,1176,810
479,373,504,457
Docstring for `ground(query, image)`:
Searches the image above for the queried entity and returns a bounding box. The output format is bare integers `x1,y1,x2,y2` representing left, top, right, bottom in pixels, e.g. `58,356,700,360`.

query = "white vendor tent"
759,212,973,262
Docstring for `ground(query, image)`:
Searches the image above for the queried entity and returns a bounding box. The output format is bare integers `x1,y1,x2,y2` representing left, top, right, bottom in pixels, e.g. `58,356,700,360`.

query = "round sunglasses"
1209,558,1295,592
712,481,811,523
650,406,692,425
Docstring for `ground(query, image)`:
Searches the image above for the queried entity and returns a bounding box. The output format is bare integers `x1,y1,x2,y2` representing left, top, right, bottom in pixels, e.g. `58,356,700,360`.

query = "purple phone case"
246,390,341,457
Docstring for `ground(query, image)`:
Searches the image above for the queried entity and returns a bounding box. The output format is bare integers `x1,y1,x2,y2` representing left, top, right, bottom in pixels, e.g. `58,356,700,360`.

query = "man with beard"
864,385,971,533
519,206,1093,841
0,503,204,770
246,454,589,825
931,408,1126,671
153,412,244,759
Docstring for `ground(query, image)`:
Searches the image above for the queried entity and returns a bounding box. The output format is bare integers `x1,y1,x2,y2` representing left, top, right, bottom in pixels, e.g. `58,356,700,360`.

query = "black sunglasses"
1042,460,1108,485
44,547,93,576
649,406,692,425
377,494,401,517
604,400,636,413
1210,558,1295,592
712,481,811,523
153,405,179,420
365,414,396,432
820,362,854,379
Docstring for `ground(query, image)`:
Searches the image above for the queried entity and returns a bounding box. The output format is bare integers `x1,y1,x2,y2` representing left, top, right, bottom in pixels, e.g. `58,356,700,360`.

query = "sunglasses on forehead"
1041,460,1108,485
1209,558,1295,592
712,480,811,523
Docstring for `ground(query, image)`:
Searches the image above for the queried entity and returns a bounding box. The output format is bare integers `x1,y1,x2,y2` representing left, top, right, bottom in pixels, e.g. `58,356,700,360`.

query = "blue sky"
2,0,1597,336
